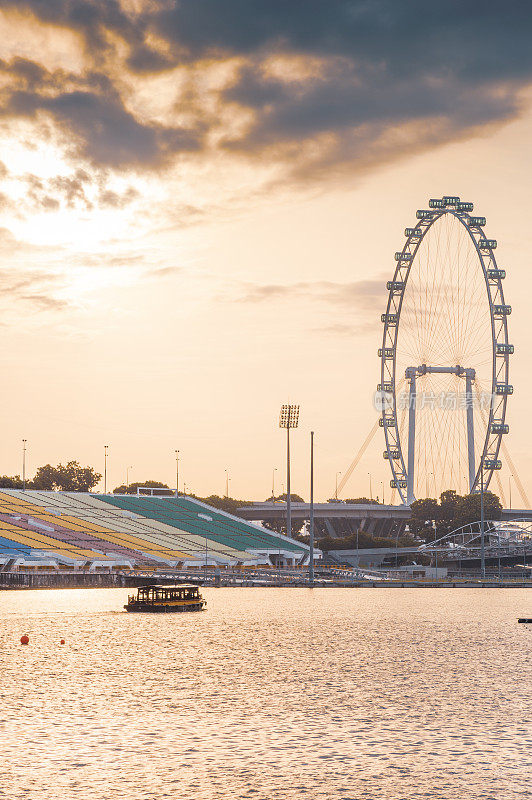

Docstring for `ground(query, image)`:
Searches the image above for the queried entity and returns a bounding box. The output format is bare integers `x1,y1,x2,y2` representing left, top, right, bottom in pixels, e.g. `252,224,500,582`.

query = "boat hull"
124,601,206,613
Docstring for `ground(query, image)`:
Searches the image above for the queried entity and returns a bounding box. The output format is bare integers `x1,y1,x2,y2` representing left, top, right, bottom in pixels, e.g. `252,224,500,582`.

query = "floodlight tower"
279,404,299,539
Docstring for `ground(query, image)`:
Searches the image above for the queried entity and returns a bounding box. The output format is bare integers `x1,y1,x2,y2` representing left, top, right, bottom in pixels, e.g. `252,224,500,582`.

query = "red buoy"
20,634,29,645
60,639,65,645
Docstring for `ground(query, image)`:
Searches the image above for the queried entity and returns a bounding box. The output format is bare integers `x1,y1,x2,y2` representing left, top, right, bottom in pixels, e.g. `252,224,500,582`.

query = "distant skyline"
1,2,532,503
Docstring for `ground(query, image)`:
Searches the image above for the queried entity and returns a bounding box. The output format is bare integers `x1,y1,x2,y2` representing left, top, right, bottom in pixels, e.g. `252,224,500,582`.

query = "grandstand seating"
0,490,309,570
97,494,305,554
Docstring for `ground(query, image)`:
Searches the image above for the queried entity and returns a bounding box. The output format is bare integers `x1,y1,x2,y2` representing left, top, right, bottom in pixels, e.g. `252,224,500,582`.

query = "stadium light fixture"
279,404,299,538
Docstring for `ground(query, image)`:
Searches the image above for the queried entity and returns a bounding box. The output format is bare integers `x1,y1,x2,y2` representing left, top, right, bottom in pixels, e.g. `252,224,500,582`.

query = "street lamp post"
126,465,133,492
272,467,277,501
368,472,372,500
279,404,299,539
22,439,27,491
434,520,438,576
104,445,109,493
309,431,315,586
175,450,179,497
225,469,230,499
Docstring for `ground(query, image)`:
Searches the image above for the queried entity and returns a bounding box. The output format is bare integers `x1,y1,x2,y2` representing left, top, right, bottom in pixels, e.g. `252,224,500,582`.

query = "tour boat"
124,584,206,613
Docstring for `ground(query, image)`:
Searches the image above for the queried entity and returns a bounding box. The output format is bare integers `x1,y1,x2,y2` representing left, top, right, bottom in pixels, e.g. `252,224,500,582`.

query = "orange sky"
0,3,531,504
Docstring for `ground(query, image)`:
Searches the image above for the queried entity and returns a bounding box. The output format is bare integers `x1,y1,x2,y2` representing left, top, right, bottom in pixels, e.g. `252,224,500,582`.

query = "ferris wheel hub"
406,365,476,379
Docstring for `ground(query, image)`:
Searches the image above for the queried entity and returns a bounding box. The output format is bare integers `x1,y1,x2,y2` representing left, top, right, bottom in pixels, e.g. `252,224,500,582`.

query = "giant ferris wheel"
379,196,513,505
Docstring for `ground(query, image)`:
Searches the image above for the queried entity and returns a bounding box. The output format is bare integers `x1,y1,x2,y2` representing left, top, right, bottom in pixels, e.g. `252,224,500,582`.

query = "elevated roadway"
238,502,532,540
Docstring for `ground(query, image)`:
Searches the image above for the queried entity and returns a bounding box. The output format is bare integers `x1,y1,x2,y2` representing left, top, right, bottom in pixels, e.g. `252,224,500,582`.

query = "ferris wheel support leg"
466,372,475,492
406,371,416,504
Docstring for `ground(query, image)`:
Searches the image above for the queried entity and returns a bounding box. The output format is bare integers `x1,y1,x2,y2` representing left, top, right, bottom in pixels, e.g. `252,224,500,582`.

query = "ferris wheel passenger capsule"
390,479,408,489
416,209,432,219
487,268,505,279
387,280,405,291
394,252,412,261
493,304,511,315
381,313,398,324
429,198,445,208
379,417,395,427
468,216,486,226
495,383,513,394
384,449,401,460
457,202,473,212
442,196,460,205
378,347,395,359
490,422,509,434
484,458,502,471
496,343,514,355
479,238,497,249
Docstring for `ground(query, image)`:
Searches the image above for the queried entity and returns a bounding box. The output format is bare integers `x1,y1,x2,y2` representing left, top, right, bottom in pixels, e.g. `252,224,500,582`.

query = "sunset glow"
0,2,531,503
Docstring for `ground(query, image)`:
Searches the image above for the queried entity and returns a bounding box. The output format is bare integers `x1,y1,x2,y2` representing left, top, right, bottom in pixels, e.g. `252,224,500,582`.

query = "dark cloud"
0,1,531,176
17,167,139,212
23,170,88,211
49,169,93,209
0,56,202,170
147,1,532,83
4,86,202,168
98,186,139,208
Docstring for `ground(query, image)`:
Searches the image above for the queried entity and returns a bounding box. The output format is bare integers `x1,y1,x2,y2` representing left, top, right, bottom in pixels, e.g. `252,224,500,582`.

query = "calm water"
0,587,530,800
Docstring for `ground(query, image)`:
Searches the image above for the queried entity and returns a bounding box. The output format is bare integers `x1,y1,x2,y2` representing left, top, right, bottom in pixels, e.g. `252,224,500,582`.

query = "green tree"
198,495,253,515
454,491,502,528
0,475,24,489
409,489,502,541
260,494,305,536
409,497,440,541
344,497,380,505
33,462,101,492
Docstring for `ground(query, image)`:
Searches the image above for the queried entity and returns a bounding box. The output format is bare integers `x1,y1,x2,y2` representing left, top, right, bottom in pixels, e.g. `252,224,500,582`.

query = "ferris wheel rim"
379,198,512,505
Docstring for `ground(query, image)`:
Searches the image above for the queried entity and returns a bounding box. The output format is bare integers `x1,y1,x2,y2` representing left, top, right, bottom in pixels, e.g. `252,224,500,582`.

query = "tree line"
0,462,102,492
